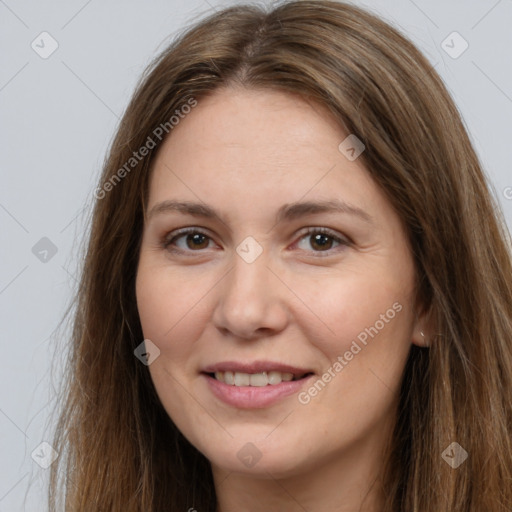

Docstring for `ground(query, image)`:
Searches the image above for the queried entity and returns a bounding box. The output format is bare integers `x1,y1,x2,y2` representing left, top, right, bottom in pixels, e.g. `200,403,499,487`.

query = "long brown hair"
48,1,512,510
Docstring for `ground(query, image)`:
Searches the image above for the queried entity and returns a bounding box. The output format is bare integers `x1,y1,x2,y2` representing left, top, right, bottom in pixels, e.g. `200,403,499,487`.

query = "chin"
199,433,316,479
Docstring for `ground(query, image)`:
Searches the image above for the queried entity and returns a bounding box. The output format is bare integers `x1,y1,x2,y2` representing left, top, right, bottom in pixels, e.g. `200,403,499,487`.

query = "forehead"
155,88,346,172
146,87,391,228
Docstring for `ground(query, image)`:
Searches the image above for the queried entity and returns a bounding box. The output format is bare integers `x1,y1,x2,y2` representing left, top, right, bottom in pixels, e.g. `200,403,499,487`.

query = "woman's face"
136,87,426,479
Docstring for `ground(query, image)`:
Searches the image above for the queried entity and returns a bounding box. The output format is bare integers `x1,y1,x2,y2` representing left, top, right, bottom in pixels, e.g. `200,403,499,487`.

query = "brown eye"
163,229,214,252
309,233,335,251
295,228,349,255
184,233,210,250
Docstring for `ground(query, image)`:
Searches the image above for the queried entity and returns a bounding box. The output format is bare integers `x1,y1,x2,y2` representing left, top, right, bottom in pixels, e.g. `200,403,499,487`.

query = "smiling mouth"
206,371,313,387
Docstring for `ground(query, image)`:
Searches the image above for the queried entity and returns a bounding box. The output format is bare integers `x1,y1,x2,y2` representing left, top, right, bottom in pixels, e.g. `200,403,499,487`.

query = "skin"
135,86,430,512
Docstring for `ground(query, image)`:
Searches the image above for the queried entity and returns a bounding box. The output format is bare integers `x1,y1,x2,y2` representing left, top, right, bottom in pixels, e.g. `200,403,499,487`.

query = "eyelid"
295,226,350,242
291,226,350,256
162,227,217,252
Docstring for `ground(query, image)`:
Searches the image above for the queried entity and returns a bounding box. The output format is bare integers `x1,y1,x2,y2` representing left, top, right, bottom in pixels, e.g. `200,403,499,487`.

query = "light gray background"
1,0,511,510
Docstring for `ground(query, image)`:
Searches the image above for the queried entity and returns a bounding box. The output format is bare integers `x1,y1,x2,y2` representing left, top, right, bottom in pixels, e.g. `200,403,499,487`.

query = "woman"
49,1,512,510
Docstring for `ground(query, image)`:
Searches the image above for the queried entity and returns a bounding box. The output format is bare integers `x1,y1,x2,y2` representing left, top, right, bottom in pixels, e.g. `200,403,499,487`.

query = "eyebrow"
147,199,373,225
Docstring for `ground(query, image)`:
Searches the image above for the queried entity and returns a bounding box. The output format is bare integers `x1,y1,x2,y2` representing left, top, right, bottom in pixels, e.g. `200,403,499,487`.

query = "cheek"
288,278,413,441
135,264,209,367
290,267,414,408
292,269,412,349
135,266,212,434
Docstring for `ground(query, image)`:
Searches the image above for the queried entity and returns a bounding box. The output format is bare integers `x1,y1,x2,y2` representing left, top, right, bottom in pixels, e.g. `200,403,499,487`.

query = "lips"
201,361,314,408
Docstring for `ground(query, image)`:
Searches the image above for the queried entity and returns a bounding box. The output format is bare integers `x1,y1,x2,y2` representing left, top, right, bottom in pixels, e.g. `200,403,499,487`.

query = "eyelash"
161,227,350,257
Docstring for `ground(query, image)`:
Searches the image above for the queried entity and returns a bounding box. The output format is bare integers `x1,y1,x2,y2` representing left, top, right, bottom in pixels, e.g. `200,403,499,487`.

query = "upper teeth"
214,371,296,386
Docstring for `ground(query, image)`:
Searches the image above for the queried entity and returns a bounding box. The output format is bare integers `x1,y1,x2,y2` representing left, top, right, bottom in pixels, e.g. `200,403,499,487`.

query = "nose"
211,249,290,340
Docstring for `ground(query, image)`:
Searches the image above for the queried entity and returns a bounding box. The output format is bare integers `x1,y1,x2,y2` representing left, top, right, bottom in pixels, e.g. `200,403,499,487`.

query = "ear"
411,302,433,348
